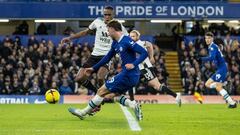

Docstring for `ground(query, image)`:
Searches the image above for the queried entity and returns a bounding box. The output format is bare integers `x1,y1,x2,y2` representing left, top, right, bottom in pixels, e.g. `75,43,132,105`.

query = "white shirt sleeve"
121,24,129,35
88,19,97,30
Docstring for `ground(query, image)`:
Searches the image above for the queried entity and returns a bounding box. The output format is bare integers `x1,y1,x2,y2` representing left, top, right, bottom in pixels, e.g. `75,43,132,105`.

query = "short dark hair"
107,20,122,31
205,32,214,37
104,6,114,11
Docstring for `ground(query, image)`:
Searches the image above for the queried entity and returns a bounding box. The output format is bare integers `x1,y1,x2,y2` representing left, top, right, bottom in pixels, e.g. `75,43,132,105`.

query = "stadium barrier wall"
1,95,240,104
64,95,240,104
0,95,63,104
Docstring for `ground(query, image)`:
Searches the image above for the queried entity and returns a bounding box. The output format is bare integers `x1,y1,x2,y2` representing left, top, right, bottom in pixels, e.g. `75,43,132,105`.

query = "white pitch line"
119,104,142,131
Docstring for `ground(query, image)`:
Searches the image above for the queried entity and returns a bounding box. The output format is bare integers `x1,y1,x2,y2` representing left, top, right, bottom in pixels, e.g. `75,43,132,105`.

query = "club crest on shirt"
216,74,221,80
115,46,123,52
119,47,123,52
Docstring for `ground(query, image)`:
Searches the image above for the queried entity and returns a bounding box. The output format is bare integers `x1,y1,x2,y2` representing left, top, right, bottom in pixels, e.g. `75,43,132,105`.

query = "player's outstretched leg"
68,108,86,120
68,85,110,119
148,78,181,107
75,68,97,93
206,79,237,108
116,95,143,121
160,84,182,106
176,92,182,107
68,94,104,119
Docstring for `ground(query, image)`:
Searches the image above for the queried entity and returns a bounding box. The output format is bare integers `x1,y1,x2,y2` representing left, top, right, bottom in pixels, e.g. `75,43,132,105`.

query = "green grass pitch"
0,104,239,135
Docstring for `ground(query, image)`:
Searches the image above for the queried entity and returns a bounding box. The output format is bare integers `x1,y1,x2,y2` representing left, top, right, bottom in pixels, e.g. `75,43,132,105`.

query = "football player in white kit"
61,6,128,93
129,30,182,106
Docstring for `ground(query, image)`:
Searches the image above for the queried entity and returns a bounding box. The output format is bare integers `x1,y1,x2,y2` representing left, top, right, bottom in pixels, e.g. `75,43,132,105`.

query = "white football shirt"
136,40,153,70
88,18,128,56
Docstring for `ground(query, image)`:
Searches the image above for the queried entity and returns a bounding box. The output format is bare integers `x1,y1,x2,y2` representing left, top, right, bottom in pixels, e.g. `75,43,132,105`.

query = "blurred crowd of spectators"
179,34,240,95
187,22,240,36
0,32,239,96
0,35,168,95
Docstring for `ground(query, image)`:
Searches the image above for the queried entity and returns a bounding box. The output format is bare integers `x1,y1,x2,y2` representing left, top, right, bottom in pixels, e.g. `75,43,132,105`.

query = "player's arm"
69,28,92,40
201,47,217,62
145,41,155,64
61,28,92,44
121,24,129,35
61,19,97,44
85,47,116,76
129,42,148,68
92,46,116,71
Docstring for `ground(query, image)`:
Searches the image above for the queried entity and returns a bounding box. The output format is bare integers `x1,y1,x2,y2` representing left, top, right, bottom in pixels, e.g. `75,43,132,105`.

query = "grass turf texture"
0,104,239,135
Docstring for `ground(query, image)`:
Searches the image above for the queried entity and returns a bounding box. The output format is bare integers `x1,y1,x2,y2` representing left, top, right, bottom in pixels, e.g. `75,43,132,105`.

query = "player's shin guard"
82,95,104,115
159,84,177,98
116,95,136,109
81,79,97,93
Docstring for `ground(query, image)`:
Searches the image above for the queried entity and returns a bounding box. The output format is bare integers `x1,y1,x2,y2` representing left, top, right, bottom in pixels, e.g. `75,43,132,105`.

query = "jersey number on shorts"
144,68,154,80
216,74,221,80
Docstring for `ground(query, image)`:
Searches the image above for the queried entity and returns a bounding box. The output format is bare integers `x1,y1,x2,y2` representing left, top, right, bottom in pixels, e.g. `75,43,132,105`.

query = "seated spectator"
0,73,4,93
29,81,41,95
59,79,73,95
2,76,13,94
28,35,39,46
19,80,30,95
223,33,233,47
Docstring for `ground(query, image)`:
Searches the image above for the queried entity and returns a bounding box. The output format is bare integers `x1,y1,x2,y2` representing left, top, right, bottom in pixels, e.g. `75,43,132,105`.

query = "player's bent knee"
148,78,160,90
150,83,159,90
97,78,105,86
75,70,89,82
104,93,116,99
205,81,211,88
75,69,86,81
97,85,110,97
75,75,86,82
215,83,223,91
205,79,214,88
97,67,108,78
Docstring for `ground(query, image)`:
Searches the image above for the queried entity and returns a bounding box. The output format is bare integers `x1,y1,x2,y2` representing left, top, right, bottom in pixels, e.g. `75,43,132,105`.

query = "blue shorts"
105,72,140,94
210,66,228,83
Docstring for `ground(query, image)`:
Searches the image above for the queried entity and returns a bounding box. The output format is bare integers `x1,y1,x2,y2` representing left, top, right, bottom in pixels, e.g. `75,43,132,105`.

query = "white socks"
82,95,104,115
219,89,235,105
115,95,136,109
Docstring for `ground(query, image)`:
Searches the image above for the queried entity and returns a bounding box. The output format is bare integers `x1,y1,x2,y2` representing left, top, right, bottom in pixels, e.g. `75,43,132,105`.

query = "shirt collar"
118,34,124,43
209,42,214,48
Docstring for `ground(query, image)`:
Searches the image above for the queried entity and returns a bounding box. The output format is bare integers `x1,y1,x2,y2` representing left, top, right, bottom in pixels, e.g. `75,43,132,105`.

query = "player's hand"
85,68,94,76
150,57,155,64
125,63,134,70
61,37,71,44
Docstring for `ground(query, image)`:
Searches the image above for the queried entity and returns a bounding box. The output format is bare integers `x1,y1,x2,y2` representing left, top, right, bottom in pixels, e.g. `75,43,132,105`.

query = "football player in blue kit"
68,20,148,120
200,32,237,108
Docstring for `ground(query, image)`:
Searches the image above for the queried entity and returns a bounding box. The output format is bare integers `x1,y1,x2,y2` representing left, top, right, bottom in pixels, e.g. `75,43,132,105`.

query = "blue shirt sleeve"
201,46,216,62
92,46,116,71
128,41,148,67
